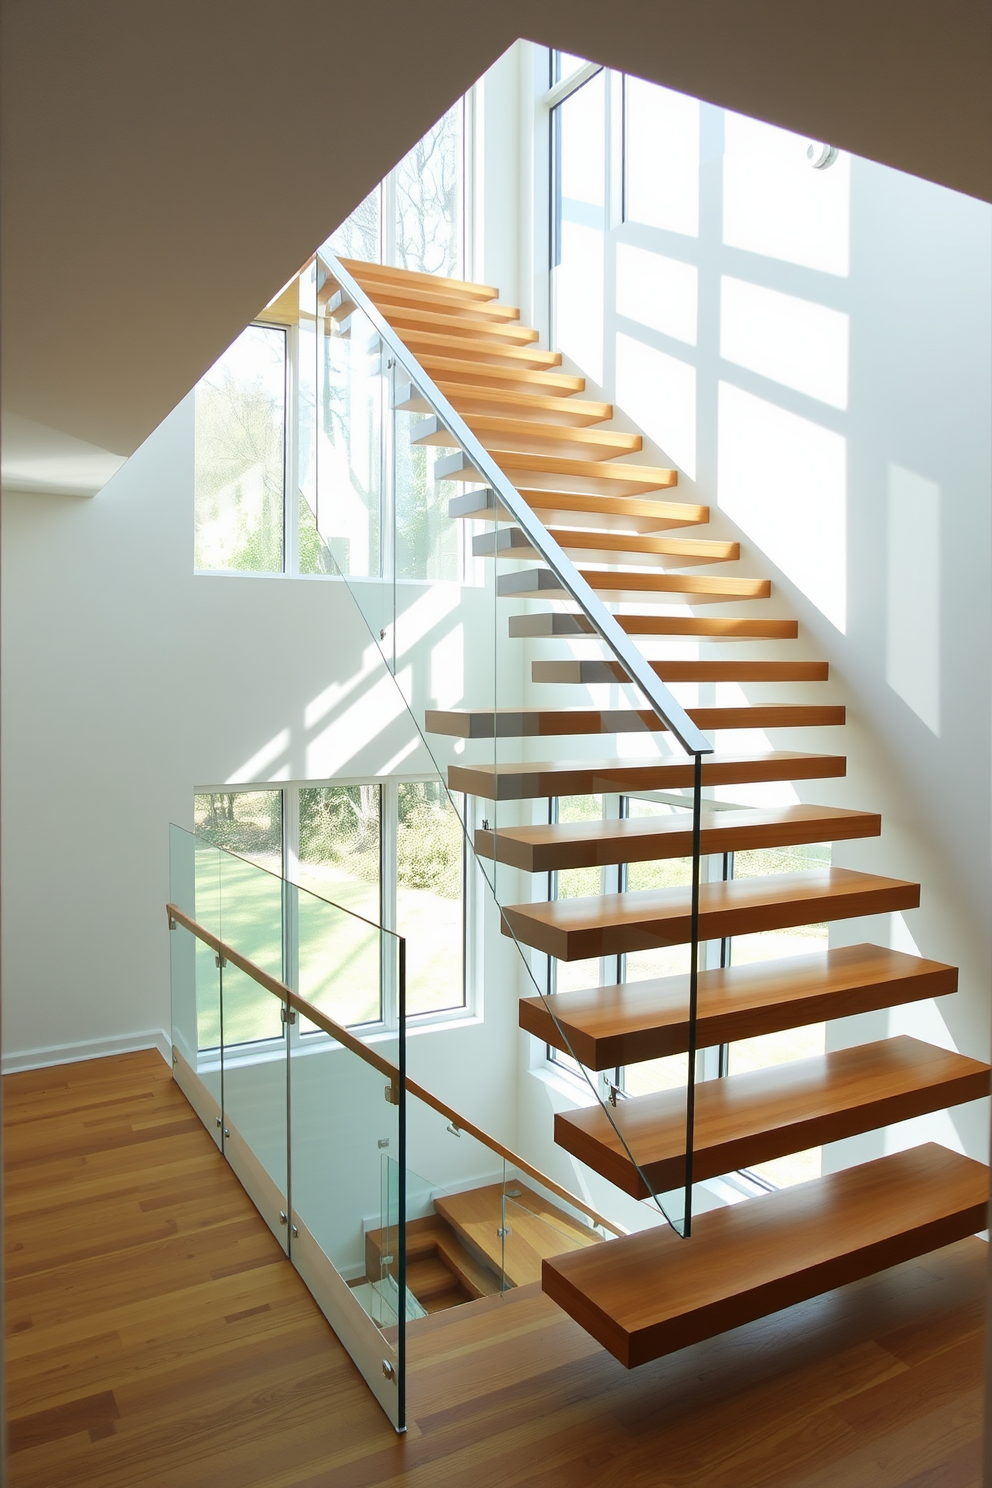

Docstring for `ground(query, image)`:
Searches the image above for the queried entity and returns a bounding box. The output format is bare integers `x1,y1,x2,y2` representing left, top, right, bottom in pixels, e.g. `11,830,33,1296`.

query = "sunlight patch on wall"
886,464,941,735
431,624,464,708
227,729,290,783
625,78,699,237
305,672,416,778
718,383,847,631
720,277,849,408
723,113,850,276
616,244,697,345
557,224,604,384
616,333,696,479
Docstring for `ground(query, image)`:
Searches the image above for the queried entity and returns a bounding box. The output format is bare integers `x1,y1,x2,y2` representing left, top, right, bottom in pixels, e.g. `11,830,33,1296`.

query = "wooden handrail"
167,903,624,1237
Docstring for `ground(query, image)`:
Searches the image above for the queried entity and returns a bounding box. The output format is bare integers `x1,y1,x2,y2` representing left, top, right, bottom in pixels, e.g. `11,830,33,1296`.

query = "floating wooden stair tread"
501,867,919,960
449,486,707,534
519,944,958,1069
337,257,499,302
509,613,798,639
414,354,585,395
433,1181,602,1290
395,329,562,369
542,1144,989,1368
475,527,736,568
426,704,844,738
497,568,769,602
555,1037,990,1199
448,751,846,801
413,413,641,461
533,658,828,683
431,384,613,425
358,283,522,320
476,804,879,873
374,303,540,345
436,449,678,492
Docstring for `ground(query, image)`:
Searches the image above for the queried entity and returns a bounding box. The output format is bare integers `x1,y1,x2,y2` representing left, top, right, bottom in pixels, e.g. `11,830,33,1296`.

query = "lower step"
518,944,958,1068
554,1036,990,1198
426,705,845,738
508,613,798,639
501,867,920,960
542,1144,989,1367
448,751,847,801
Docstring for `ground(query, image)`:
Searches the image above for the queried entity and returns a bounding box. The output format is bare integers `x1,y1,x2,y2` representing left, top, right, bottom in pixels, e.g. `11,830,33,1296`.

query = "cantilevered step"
501,867,919,960
496,568,768,603
413,413,641,461
415,355,585,396
395,330,562,369
532,659,828,684
357,284,522,321
476,804,878,873
474,526,737,568
555,1037,991,1199
448,751,846,802
423,384,613,426
337,257,500,303
449,486,707,534
425,704,844,738
437,450,678,494
519,945,958,1069
508,613,798,640
375,303,540,345
542,1144,989,1367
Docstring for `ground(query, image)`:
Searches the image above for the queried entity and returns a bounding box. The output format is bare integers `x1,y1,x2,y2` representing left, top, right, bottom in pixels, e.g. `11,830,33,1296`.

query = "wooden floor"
4,1050,986,1486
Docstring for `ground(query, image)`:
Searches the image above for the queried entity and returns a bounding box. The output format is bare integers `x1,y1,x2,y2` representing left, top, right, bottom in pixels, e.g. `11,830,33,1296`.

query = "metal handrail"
316,249,714,758
167,902,624,1237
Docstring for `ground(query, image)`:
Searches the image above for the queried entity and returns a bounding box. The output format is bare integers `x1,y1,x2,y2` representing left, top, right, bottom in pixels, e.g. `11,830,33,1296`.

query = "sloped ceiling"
2,0,989,493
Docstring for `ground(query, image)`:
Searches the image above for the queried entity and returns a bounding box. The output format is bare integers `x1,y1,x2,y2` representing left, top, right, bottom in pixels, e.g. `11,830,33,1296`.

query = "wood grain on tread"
417,413,641,459
476,804,879,872
532,657,829,683
360,283,521,319
426,704,845,737
497,565,768,601
432,1182,601,1290
501,867,920,960
474,526,737,566
438,449,679,491
338,256,498,300
433,383,613,424
374,302,539,343
448,750,847,800
542,1144,989,1368
518,944,958,1067
449,485,707,532
413,353,585,394
554,1037,991,1197
508,612,798,638
390,328,562,368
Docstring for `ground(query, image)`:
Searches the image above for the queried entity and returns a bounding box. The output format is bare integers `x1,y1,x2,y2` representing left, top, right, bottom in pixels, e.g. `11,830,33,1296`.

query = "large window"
325,100,465,279
194,780,467,1044
194,325,286,572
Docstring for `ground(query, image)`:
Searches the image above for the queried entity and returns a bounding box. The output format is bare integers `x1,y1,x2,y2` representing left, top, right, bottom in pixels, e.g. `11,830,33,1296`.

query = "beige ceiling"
2,0,989,492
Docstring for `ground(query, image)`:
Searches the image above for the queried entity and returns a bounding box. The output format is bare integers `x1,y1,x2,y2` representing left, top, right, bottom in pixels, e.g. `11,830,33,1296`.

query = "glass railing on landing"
167,823,623,1432
301,248,712,1238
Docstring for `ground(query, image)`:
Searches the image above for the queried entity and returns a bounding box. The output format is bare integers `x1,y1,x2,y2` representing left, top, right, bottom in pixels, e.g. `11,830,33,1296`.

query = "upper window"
194,325,286,573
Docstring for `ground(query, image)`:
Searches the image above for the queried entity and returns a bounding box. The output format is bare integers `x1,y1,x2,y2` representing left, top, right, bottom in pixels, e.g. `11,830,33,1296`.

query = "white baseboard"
2,1028,172,1076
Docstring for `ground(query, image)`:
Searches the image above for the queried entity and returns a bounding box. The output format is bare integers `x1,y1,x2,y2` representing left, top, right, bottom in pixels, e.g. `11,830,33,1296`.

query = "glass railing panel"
168,824,223,1145
313,250,707,1237
288,963,404,1431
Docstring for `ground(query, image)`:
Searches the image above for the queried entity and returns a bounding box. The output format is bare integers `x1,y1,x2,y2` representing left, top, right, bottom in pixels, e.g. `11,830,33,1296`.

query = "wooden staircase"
333,257,991,1368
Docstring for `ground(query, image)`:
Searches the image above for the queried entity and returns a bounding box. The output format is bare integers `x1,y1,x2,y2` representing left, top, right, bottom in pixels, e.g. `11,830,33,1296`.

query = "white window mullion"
381,778,399,1027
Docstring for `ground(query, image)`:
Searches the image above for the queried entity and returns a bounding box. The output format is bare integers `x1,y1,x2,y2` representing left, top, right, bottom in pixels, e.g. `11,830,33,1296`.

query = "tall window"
194,780,467,1043
324,101,466,278
194,325,286,572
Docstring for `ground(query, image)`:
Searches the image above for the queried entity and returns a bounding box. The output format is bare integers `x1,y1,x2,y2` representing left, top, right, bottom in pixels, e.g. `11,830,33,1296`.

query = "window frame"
192,777,477,1058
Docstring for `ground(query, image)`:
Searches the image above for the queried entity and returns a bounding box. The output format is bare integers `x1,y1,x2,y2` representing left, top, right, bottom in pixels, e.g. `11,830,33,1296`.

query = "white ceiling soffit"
1,413,126,499
2,0,989,498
